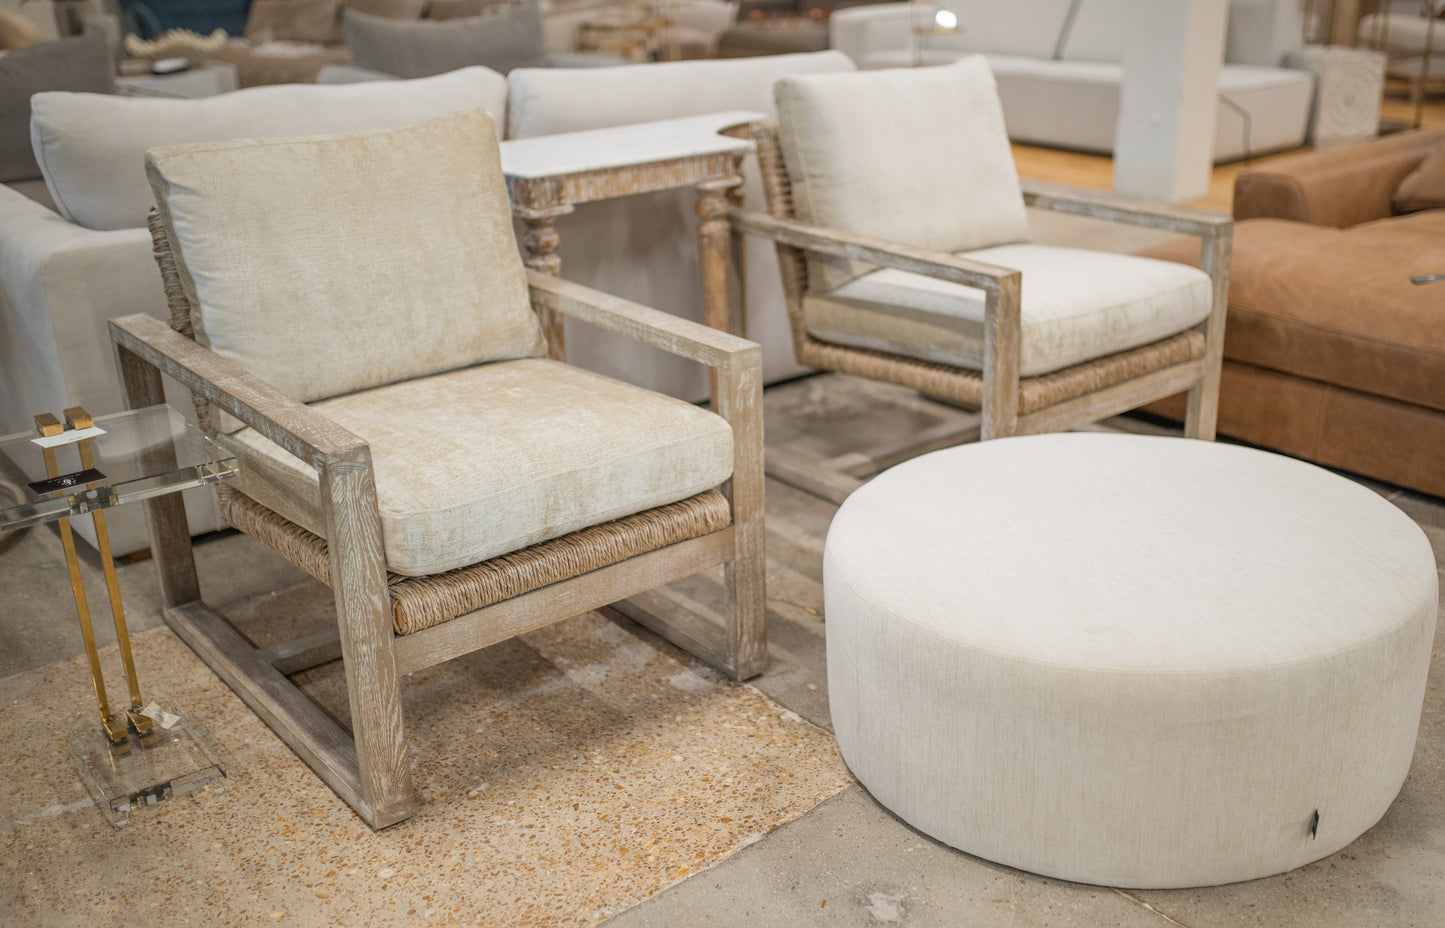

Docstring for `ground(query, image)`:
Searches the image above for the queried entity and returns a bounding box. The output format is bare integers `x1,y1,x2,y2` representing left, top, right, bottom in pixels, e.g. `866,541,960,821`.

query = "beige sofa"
0,50,854,553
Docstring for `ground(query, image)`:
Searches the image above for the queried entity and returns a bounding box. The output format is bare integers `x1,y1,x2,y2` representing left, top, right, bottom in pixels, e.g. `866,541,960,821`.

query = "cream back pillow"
774,57,1031,292
146,109,544,416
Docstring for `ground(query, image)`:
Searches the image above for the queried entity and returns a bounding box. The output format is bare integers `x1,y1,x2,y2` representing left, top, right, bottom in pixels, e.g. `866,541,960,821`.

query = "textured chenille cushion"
774,57,1030,291
0,31,113,183
344,3,547,78
1392,144,1445,213
826,434,1438,887
221,359,735,575
803,243,1212,377
146,110,544,412
30,66,507,231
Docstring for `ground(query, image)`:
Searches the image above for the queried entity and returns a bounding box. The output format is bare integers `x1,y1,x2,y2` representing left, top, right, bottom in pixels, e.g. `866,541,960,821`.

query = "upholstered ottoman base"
824,434,1438,888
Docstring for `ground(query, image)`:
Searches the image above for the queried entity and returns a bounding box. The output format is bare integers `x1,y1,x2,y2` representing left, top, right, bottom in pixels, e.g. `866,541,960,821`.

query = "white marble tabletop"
499,110,766,181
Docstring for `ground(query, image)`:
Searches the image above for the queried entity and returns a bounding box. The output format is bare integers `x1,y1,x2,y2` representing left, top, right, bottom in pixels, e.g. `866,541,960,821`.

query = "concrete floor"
3,373,1443,927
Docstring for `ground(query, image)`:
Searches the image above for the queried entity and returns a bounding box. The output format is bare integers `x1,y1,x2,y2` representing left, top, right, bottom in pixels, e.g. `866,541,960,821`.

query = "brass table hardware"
33,407,155,745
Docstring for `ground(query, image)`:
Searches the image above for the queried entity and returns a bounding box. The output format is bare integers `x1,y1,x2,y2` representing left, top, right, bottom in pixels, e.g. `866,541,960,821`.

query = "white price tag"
30,426,106,448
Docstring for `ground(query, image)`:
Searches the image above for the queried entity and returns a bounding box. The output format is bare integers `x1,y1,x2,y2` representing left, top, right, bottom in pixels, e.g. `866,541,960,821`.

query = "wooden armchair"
731,60,1232,501
108,110,764,829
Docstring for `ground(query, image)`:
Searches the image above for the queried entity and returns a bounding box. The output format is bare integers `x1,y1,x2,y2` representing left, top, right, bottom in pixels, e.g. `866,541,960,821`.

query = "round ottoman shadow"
824,433,1438,888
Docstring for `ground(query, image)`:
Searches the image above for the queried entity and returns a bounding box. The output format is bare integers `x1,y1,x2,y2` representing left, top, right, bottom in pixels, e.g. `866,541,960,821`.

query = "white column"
1113,0,1229,202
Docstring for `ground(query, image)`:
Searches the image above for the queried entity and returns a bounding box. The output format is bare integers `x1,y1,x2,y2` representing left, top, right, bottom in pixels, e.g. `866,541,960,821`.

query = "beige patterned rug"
0,610,851,927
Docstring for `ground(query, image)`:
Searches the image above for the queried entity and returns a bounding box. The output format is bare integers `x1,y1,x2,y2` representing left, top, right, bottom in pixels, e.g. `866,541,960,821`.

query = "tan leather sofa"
1144,129,1445,498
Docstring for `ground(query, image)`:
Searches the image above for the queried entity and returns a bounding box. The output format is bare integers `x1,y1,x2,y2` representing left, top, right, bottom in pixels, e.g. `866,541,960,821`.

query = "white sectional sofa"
0,51,854,553
830,0,1315,162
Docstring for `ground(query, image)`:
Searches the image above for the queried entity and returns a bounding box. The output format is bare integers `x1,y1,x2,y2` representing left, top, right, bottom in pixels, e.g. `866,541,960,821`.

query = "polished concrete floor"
2,370,1443,927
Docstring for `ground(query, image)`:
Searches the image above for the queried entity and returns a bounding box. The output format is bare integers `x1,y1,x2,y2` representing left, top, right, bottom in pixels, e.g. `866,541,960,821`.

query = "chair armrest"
525,270,761,374
108,314,367,468
728,209,1021,295
1020,179,1232,240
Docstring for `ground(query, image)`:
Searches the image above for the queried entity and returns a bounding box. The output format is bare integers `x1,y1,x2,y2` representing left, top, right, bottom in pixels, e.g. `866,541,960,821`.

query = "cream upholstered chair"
108,109,765,829
732,58,1233,498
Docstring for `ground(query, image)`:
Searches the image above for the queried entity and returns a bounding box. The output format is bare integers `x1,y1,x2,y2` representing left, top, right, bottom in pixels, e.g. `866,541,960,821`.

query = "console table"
499,110,764,361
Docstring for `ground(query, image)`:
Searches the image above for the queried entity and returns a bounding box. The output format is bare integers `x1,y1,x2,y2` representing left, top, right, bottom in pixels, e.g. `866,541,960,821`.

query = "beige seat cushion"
773,57,1031,292
146,110,543,411
803,243,1212,377
221,358,734,576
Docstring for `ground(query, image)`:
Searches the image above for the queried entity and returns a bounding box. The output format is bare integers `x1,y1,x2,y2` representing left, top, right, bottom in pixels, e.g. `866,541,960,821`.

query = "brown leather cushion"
245,0,342,43
1393,144,1445,213
1141,213,1445,413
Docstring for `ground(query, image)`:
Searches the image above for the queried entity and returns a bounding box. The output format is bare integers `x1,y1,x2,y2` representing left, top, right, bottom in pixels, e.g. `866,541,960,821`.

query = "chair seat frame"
108,269,766,830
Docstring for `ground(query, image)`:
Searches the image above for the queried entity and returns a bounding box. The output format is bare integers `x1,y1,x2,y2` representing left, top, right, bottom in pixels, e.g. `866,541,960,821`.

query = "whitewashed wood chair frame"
109,263,765,830
731,121,1233,502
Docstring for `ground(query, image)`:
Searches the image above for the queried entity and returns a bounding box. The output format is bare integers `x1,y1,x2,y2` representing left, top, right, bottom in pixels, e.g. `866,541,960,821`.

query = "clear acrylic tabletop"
0,404,237,531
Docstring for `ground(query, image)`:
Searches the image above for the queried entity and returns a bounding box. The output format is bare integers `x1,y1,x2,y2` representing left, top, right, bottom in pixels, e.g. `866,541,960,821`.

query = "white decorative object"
825,433,1438,888
1285,44,1386,148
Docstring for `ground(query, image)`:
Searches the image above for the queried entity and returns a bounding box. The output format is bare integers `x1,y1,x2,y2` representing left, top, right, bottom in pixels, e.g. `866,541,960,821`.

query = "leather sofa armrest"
1233,128,1445,228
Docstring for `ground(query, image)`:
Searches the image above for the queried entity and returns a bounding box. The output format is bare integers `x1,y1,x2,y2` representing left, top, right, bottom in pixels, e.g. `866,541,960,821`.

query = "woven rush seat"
221,486,731,636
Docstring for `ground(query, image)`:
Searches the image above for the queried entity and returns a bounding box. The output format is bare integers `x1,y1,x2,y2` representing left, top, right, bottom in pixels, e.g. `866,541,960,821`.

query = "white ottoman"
825,433,1438,888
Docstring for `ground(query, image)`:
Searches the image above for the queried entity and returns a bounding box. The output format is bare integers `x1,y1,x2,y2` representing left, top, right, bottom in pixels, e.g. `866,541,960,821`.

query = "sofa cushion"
244,0,342,43
1057,0,1130,62
803,243,1212,377
220,358,735,575
1141,214,1445,413
0,32,112,183
346,0,427,18
425,0,492,18
30,66,507,231
774,57,1030,292
946,0,1072,59
343,3,546,78
506,49,854,137
146,110,543,412
1393,143,1445,213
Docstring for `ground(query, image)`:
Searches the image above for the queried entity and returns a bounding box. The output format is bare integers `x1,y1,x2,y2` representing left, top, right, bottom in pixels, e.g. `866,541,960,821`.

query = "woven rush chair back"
752,121,811,359
148,208,222,441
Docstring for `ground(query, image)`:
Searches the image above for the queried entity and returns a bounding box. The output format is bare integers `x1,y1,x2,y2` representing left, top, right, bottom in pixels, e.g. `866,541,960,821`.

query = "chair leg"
322,454,417,828
1188,227,1232,441
719,350,767,680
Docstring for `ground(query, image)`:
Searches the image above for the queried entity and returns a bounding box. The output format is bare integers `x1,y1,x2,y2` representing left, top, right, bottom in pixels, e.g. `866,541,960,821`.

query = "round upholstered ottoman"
824,433,1438,888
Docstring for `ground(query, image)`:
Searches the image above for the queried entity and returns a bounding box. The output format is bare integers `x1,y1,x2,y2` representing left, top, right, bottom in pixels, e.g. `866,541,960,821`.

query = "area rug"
0,609,852,927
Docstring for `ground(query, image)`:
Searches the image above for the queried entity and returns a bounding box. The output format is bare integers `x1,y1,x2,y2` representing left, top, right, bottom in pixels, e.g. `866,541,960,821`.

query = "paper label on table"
31,426,106,448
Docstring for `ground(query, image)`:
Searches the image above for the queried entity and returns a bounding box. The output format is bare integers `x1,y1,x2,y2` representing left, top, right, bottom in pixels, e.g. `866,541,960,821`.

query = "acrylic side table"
499,110,764,364
0,404,237,825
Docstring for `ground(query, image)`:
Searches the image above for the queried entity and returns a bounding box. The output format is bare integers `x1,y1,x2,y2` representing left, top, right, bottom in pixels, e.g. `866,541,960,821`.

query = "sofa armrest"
0,186,162,434
1233,129,1445,228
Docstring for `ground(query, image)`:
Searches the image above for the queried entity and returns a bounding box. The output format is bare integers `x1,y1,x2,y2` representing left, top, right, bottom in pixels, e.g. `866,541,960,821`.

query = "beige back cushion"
146,110,544,412
773,57,1030,292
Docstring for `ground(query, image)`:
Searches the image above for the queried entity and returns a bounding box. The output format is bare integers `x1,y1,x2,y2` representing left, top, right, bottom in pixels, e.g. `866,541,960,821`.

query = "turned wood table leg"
726,155,748,340
697,178,744,407
518,207,573,361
